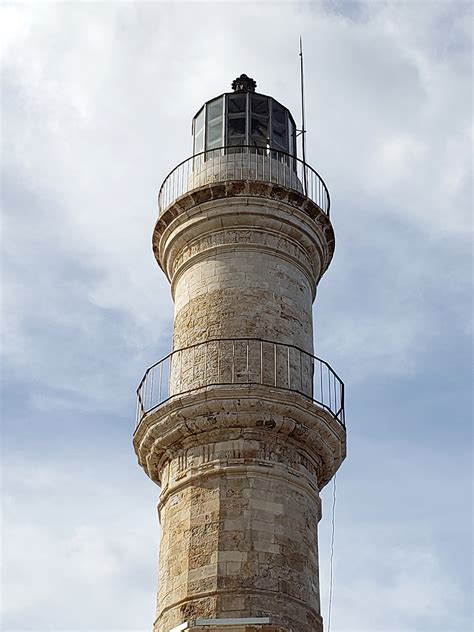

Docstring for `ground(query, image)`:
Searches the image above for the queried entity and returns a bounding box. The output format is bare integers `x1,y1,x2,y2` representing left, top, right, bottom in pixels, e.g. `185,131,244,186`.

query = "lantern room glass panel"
250,94,269,148
250,117,268,146
193,106,205,155
206,96,224,150
271,101,288,152
251,94,269,117
227,94,247,114
226,93,248,147
289,119,297,157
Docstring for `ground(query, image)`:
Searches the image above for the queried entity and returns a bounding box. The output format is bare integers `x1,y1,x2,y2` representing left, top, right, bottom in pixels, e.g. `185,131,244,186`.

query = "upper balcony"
158,145,331,218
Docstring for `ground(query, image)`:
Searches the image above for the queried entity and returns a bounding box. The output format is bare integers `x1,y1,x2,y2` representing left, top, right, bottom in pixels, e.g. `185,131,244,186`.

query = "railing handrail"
138,336,344,386
157,145,331,217
136,337,345,428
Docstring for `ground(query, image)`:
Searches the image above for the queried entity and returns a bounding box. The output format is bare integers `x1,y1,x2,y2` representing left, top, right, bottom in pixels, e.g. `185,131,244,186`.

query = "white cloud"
325,536,469,631
318,437,473,632
2,456,159,630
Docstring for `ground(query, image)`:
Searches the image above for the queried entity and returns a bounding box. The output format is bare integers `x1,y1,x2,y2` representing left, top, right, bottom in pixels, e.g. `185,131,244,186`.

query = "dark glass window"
228,117,246,137
272,101,286,126
272,101,288,151
270,101,288,152
249,94,269,147
228,94,247,114
251,94,269,117
273,127,285,144
226,93,248,146
272,124,288,151
251,117,268,145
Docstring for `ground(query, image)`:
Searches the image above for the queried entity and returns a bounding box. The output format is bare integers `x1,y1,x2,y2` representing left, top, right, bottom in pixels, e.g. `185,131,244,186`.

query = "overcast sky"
1,1,472,631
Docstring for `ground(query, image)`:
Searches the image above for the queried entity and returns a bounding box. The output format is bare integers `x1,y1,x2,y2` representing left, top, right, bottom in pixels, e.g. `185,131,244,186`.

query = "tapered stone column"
134,77,346,632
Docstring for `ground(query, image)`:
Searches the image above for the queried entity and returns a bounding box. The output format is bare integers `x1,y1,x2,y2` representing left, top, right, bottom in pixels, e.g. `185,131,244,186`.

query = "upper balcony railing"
158,145,331,217
135,337,345,430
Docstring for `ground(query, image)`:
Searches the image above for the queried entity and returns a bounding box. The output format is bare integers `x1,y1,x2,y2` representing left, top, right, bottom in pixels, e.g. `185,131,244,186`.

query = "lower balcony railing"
135,338,345,429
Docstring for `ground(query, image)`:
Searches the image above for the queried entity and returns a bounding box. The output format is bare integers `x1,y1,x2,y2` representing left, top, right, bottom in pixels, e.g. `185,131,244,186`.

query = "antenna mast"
299,36,308,194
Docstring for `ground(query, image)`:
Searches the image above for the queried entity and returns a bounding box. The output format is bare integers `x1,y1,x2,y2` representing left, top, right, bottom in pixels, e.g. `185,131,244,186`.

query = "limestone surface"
134,178,346,632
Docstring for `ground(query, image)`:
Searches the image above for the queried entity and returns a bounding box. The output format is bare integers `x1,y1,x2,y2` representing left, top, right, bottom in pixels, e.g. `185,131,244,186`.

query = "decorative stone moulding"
133,384,346,491
153,181,335,288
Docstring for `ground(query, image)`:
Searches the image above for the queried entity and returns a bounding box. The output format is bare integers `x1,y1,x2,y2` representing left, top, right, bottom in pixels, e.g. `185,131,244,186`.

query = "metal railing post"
274,343,277,387
328,368,332,414
246,340,249,383
150,366,155,410
143,369,149,411
158,361,163,404
319,360,323,405
287,346,291,390
341,383,345,426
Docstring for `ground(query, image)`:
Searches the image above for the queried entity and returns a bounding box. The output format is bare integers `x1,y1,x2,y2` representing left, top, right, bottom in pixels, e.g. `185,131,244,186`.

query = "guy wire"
327,473,337,631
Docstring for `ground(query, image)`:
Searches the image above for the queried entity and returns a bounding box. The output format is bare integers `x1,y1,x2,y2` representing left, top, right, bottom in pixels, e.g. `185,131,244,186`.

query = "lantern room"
192,74,297,157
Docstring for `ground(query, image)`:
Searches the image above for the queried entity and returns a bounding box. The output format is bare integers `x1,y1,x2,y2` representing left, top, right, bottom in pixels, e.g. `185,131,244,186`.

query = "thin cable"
327,473,337,632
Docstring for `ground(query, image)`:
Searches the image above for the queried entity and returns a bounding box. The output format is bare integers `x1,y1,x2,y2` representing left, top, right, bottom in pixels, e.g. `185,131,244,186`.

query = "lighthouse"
133,74,346,632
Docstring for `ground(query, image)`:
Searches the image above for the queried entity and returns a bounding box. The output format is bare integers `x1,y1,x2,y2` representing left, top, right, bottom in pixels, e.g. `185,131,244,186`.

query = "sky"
1,1,472,631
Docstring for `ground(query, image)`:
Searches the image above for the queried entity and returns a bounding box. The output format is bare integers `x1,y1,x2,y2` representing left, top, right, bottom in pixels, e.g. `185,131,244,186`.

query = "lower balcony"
135,338,345,431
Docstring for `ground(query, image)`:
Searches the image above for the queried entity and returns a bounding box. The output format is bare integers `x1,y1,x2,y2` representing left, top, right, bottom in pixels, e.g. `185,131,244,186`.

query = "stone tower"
133,75,346,632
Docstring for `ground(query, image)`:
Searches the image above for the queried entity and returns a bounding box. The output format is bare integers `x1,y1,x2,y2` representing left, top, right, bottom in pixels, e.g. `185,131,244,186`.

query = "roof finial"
231,74,257,93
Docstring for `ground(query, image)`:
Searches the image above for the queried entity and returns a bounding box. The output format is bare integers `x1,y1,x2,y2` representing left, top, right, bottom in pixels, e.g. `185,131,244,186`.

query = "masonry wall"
134,183,345,632
155,428,322,632
172,249,314,352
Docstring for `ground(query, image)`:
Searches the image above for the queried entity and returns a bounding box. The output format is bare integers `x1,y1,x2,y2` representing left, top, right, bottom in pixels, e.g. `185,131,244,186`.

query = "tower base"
135,385,344,632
